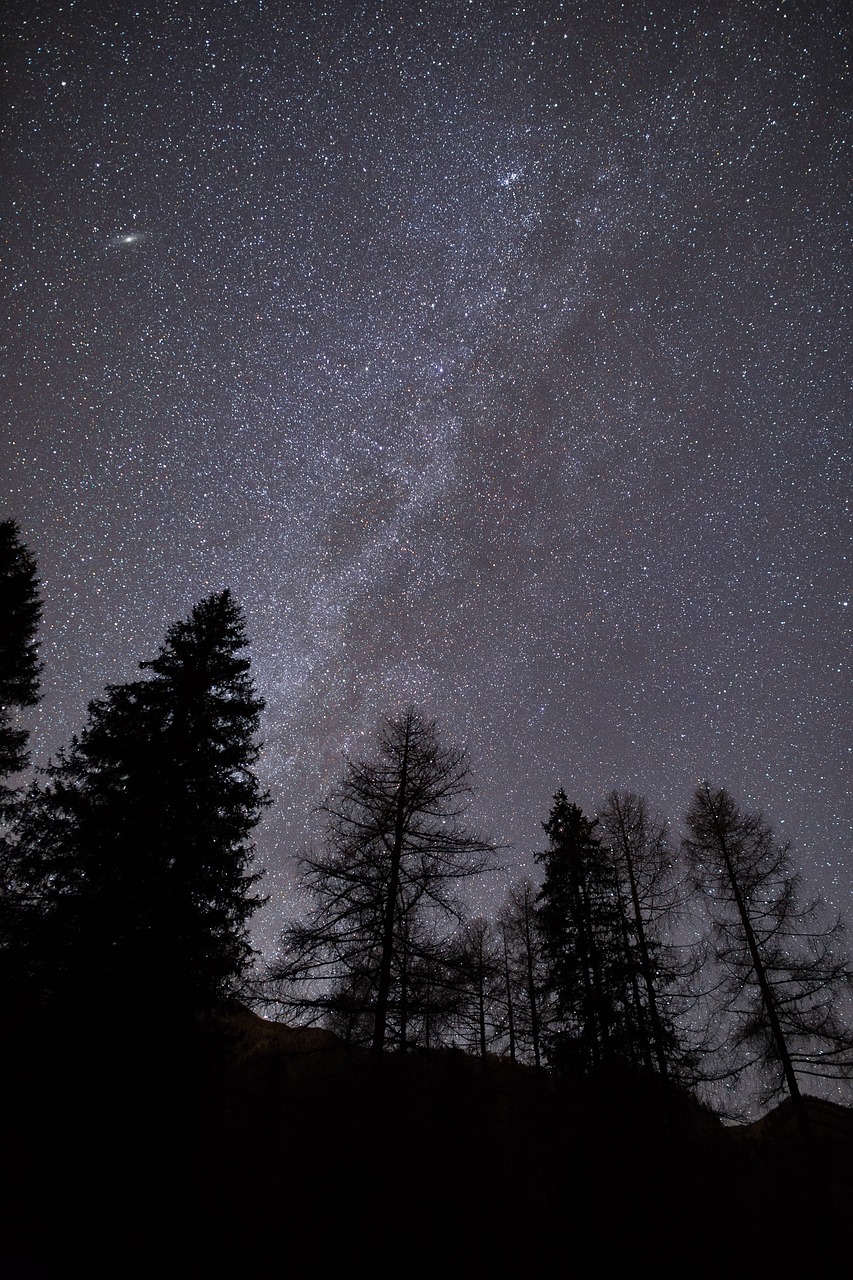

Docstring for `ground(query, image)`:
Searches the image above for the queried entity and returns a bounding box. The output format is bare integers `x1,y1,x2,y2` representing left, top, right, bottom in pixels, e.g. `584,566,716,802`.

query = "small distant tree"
16,591,267,1018
449,917,505,1059
498,880,545,1067
269,707,495,1054
683,784,853,1110
0,520,41,820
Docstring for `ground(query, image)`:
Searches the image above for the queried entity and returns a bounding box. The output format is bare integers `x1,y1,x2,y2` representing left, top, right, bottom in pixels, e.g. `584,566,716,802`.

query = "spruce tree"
0,521,42,1003
0,520,41,819
536,791,637,1074
18,590,267,1018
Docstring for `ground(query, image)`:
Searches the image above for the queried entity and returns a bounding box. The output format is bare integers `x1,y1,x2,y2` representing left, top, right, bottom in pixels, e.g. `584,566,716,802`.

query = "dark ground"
2,1005,849,1277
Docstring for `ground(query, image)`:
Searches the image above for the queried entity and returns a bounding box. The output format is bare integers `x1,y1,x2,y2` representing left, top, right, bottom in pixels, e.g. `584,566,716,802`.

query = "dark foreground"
2,1005,850,1277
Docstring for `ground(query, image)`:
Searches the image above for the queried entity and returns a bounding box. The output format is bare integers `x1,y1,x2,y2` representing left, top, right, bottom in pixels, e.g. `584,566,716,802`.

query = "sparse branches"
598,791,698,1082
683,784,853,1108
268,708,496,1054
498,880,545,1067
447,917,505,1058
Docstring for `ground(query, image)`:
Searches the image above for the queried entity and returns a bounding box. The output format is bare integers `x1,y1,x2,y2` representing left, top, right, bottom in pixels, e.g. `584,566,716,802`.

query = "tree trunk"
371,717,411,1055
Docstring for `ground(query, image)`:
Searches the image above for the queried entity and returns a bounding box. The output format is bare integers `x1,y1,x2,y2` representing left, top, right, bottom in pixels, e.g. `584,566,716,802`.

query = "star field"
2,1,850,959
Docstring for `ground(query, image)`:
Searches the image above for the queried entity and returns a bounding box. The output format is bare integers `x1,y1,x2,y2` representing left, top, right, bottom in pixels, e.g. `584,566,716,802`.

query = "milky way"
2,1,850,956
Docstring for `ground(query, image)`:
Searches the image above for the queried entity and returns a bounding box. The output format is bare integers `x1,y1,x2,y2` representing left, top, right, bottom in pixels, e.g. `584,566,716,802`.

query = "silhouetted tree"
0,520,41,821
15,590,267,1018
536,790,640,1073
598,791,698,1082
449,917,505,1058
0,521,43,1002
683,784,853,1109
270,707,495,1054
498,880,545,1067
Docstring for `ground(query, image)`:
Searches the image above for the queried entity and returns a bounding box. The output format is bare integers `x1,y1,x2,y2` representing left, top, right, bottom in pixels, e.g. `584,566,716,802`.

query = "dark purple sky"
3,1,850,959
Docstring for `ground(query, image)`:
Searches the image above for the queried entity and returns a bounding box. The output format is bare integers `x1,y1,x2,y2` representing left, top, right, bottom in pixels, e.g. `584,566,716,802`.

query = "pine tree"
17,590,267,1018
269,707,494,1054
0,520,41,820
536,791,638,1074
0,522,42,1005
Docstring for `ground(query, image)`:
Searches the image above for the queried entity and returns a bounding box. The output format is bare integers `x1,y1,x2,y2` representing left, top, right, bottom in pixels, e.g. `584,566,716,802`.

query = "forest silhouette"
1,521,851,1275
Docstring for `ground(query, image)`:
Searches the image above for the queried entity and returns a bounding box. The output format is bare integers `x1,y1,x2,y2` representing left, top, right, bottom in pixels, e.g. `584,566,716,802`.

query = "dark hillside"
2,1006,849,1277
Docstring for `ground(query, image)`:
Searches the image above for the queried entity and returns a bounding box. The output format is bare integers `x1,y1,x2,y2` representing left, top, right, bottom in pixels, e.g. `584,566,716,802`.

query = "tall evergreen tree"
536,791,639,1074
17,590,267,1017
0,520,41,820
0,521,42,1002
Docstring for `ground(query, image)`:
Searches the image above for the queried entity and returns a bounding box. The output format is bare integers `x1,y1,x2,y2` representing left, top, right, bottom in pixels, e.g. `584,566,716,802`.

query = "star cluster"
2,1,850,955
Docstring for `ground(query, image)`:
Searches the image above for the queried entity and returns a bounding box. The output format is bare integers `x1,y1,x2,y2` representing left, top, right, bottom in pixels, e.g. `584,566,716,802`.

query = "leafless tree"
497,880,545,1067
268,707,495,1054
683,783,853,1111
598,791,699,1083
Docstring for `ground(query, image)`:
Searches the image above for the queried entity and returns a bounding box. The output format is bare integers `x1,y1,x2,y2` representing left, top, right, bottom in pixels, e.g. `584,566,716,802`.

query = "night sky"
2,1,850,960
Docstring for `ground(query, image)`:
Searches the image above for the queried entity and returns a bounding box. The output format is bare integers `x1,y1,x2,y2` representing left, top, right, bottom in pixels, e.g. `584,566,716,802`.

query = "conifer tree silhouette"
18,590,267,1017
